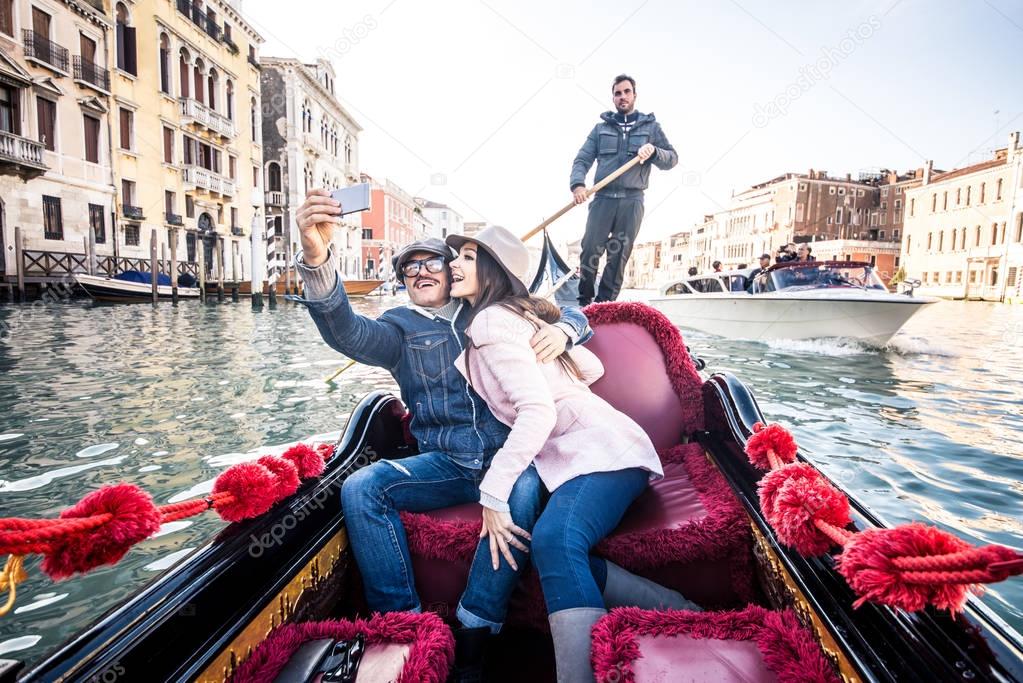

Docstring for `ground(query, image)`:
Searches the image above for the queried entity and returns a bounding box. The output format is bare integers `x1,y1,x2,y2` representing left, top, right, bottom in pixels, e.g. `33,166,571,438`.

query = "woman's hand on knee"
480,508,530,571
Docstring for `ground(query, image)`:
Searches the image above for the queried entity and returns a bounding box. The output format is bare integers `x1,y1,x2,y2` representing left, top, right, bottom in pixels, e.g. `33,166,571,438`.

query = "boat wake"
762,335,958,357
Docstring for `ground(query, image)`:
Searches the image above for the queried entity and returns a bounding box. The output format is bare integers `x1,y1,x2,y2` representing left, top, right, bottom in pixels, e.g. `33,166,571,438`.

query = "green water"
0,295,1020,666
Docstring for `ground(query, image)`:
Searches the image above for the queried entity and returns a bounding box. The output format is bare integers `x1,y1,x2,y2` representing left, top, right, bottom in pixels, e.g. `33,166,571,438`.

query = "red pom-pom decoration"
315,442,334,461
758,463,851,556
281,443,325,479
258,455,301,500
213,462,280,522
836,523,1012,612
746,422,798,470
42,484,161,580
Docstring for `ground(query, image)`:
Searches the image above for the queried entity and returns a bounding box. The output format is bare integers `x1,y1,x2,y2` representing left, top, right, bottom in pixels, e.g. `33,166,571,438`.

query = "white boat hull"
647,291,935,346
74,274,201,302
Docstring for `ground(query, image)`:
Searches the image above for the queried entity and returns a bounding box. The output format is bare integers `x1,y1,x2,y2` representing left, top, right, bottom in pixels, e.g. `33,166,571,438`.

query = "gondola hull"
13,374,1023,682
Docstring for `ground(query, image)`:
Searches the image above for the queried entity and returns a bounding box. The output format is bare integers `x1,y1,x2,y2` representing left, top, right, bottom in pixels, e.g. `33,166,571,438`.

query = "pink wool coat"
456,306,663,507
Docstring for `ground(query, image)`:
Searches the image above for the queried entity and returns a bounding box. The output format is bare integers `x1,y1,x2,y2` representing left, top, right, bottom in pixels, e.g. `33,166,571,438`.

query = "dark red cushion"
591,606,841,683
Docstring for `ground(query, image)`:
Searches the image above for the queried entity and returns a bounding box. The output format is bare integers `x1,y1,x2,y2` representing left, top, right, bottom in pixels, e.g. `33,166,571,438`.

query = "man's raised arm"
650,122,678,171
291,190,402,370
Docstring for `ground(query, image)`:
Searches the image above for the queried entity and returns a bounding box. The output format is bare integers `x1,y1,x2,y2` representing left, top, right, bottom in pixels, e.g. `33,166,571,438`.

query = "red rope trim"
0,443,332,579
814,519,855,547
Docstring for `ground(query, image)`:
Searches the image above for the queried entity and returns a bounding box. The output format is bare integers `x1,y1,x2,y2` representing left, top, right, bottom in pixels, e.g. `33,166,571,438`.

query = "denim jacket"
293,277,593,470
570,111,677,197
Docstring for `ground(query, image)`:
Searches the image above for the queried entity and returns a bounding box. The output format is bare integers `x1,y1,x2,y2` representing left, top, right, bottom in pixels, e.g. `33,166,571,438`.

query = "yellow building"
108,0,263,286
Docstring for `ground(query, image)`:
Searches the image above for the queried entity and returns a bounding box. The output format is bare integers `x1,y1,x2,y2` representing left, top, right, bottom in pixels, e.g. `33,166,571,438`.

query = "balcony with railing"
0,130,48,177
179,98,236,138
182,165,236,196
231,226,243,236
264,190,284,207
176,0,222,42
122,205,145,220
73,56,110,92
247,53,260,70
166,212,184,226
22,30,69,74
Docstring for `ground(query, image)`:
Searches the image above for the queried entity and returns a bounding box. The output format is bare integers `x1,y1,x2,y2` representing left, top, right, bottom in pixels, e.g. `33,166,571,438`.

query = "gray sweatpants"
578,194,645,304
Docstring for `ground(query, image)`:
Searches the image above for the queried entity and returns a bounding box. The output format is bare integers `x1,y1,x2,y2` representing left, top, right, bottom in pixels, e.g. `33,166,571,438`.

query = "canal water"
1,294,1021,666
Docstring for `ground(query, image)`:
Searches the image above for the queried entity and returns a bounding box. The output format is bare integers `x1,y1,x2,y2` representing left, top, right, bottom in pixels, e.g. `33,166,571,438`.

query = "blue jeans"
532,468,649,614
340,451,545,632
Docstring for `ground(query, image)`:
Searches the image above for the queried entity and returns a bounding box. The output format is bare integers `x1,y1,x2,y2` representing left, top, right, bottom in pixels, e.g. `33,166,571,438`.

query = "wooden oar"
520,155,643,242
324,359,357,384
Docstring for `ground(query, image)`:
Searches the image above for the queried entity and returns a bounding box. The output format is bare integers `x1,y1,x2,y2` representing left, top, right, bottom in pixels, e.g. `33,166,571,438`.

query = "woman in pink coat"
446,226,699,682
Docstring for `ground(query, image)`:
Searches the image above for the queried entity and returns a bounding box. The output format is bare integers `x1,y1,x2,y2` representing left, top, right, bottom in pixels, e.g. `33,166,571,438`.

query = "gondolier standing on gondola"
570,74,677,305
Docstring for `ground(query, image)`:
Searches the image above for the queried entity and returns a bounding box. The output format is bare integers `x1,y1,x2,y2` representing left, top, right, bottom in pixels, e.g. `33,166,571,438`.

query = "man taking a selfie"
290,189,592,677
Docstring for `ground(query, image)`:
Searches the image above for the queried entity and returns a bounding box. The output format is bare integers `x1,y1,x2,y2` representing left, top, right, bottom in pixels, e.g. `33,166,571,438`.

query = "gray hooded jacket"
570,111,677,197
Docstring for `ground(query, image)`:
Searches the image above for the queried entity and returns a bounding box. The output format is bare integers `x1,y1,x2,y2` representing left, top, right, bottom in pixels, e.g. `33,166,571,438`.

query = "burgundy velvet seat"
399,302,753,624
590,606,840,683
232,611,455,683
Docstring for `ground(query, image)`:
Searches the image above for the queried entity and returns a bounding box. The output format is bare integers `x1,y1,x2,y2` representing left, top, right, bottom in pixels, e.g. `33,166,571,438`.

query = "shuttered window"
43,195,62,239
36,97,56,150
0,85,18,134
119,108,133,150
0,0,13,36
163,126,173,163
115,5,137,76
84,114,100,163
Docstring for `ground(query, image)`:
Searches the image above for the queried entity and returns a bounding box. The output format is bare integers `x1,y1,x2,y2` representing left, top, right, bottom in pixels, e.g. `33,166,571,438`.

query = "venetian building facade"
414,198,462,240
659,230,690,283
260,56,362,281
107,0,263,284
687,169,921,279
622,239,660,289
1,0,115,291
901,133,1023,302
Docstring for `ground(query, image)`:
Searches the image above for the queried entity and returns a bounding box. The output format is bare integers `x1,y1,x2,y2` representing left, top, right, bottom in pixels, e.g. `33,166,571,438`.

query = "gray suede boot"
548,607,606,683
602,560,702,611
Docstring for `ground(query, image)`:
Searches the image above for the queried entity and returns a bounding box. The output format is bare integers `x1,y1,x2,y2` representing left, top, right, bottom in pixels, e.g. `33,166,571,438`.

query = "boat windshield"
767,264,888,292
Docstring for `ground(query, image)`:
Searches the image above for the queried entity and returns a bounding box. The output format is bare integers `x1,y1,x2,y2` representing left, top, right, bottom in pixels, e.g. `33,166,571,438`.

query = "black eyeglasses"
401,256,446,278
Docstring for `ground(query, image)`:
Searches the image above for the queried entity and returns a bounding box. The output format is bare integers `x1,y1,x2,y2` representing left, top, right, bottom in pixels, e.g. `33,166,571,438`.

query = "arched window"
225,79,234,120
266,162,281,192
115,3,137,75
250,97,257,142
344,136,352,165
178,47,190,99
159,34,171,94
302,100,311,133
193,58,205,105
207,68,218,111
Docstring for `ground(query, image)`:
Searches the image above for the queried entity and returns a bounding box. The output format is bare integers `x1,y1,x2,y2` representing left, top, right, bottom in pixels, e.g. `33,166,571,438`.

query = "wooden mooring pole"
198,244,206,303
150,229,158,305
170,229,178,304
217,237,225,302
15,226,25,302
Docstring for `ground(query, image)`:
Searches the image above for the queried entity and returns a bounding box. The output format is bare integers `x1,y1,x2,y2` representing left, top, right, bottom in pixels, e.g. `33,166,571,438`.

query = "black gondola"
5,236,1023,682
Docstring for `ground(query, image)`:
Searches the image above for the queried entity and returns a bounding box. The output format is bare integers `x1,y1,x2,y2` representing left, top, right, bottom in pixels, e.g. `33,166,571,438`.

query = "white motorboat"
648,261,936,346
74,272,201,303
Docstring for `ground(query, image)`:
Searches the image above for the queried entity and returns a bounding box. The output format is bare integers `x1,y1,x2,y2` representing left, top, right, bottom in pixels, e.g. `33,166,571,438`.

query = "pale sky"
243,0,1023,244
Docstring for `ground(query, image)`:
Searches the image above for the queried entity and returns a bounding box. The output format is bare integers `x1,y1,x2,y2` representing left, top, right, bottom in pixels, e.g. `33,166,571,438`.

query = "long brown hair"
464,247,583,384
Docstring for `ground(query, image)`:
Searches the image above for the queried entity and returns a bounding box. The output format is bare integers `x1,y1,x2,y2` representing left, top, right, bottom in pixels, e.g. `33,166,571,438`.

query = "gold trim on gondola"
194,529,348,683
751,523,861,683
